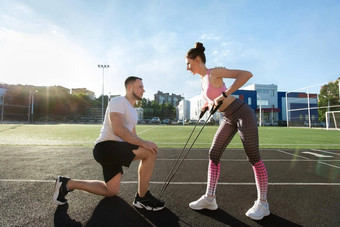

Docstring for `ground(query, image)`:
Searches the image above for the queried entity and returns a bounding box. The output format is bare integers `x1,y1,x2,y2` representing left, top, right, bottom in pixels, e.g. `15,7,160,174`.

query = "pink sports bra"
201,69,227,104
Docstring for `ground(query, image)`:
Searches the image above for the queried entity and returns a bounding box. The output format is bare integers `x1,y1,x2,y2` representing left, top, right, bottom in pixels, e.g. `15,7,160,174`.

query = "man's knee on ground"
105,187,119,197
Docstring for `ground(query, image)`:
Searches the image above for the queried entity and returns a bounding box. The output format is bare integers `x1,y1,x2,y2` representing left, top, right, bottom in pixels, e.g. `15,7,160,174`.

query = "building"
243,84,318,125
176,100,190,122
154,91,183,106
135,107,144,121
242,84,280,125
187,95,222,122
178,84,319,126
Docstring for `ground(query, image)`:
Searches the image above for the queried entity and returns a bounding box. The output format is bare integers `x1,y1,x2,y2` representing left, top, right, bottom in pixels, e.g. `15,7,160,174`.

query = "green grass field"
0,124,339,149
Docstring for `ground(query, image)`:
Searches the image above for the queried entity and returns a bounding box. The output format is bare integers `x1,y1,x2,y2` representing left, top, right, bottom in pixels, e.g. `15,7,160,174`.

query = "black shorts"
93,141,138,182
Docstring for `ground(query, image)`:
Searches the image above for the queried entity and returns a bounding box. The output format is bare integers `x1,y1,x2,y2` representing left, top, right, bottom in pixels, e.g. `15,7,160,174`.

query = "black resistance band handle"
210,101,223,115
199,107,209,119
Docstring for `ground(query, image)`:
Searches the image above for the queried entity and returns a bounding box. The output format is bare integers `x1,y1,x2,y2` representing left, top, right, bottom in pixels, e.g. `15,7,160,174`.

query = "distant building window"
270,90,274,96
248,97,252,105
258,89,269,93
257,99,269,106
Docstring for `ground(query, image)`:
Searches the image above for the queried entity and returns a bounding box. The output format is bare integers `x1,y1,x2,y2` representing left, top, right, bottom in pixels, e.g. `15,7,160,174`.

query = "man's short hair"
124,76,142,88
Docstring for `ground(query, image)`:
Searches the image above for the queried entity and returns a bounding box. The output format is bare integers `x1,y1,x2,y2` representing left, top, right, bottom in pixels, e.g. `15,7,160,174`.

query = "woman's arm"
211,67,253,96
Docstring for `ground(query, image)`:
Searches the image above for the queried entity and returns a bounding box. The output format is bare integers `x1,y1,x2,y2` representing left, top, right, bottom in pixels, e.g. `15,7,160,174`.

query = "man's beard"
132,92,142,100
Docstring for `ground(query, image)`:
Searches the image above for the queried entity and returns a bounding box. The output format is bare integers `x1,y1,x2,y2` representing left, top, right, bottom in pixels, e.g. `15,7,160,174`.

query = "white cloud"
200,33,221,40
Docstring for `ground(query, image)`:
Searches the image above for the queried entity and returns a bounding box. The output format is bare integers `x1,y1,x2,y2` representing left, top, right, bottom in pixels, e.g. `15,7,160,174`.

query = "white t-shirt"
95,96,138,144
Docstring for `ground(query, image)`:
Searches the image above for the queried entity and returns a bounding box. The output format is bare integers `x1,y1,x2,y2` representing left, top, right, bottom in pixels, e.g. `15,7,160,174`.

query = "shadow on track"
54,196,181,227
133,205,181,227
54,204,82,227
84,196,153,227
196,209,302,227
196,209,250,227
254,213,303,227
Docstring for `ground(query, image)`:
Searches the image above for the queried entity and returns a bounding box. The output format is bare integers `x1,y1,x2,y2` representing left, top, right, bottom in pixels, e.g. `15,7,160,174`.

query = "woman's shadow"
54,196,180,227
196,209,303,227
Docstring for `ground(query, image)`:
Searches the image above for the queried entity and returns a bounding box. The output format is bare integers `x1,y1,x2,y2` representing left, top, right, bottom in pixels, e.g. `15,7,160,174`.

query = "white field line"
0,179,339,186
276,150,310,160
311,149,340,156
276,149,340,169
301,152,332,158
137,127,154,135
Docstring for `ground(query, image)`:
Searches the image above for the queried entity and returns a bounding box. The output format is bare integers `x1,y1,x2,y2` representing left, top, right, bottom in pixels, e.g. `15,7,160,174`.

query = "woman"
186,42,269,220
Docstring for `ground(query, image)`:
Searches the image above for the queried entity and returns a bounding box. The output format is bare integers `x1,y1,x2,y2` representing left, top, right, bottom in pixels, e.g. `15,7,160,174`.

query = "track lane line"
1,179,339,186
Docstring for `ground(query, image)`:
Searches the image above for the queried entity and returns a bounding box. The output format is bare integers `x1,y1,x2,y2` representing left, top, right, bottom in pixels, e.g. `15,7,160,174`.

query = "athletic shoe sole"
133,201,165,211
189,204,218,210
53,177,67,205
246,210,270,220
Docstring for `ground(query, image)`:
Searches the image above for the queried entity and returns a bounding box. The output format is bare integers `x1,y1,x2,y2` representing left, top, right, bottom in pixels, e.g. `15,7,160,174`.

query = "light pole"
31,90,38,123
98,64,109,122
257,95,262,127
1,92,5,123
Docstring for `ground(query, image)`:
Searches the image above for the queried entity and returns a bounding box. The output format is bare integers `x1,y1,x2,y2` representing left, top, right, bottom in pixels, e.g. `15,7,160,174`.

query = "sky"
0,0,339,100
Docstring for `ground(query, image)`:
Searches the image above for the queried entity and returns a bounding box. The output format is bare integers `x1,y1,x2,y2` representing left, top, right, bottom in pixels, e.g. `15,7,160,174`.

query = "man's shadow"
54,204,82,227
133,205,181,227
54,196,180,227
196,209,303,227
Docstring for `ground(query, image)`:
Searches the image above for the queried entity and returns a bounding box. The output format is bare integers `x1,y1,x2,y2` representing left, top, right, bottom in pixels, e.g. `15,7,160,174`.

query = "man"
53,76,165,211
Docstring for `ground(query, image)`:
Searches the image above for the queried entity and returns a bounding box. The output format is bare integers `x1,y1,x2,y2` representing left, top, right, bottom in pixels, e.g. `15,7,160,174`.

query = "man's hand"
142,141,158,154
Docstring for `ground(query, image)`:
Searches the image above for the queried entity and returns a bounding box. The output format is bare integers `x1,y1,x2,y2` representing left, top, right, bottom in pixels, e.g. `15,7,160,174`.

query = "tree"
139,98,176,120
318,78,340,121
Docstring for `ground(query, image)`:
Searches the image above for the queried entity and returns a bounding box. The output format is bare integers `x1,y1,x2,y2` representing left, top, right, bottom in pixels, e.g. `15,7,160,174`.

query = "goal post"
285,84,322,127
285,82,340,128
326,111,340,130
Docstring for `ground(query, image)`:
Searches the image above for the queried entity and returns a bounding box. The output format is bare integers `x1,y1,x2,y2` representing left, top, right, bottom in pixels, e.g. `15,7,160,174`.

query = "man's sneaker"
53,176,72,205
189,195,218,210
133,190,165,211
245,201,270,220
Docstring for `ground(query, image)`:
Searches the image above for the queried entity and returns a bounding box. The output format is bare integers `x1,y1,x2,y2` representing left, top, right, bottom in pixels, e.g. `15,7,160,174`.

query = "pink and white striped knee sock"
252,159,268,202
206,160,220,196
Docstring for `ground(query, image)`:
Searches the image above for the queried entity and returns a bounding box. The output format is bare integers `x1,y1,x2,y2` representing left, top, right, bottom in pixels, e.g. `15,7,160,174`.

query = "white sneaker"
245,201,270,220
189,195,218,210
